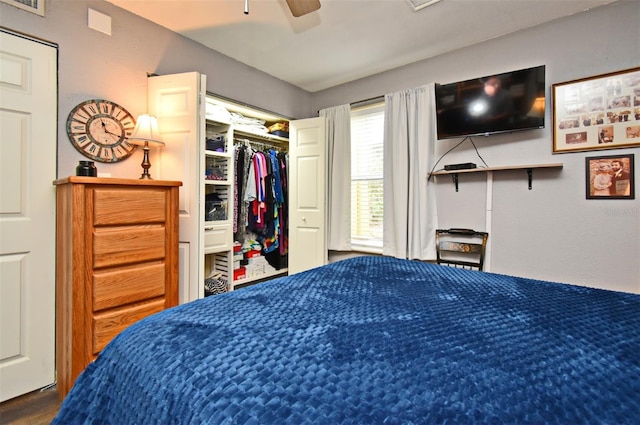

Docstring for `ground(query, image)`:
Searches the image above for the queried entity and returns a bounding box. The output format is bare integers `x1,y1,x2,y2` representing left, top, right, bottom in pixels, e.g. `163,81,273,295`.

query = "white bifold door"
288,117,327,274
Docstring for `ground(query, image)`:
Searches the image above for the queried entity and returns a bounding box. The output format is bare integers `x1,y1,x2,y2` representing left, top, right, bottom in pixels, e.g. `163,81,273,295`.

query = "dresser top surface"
53,176,182,187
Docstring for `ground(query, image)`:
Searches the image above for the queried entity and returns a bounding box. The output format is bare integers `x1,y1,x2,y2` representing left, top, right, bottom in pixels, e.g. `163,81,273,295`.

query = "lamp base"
138,143,154,179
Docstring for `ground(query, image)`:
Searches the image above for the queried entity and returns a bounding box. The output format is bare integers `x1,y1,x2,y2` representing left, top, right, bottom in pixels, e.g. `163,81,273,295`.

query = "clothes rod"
234,138,288,151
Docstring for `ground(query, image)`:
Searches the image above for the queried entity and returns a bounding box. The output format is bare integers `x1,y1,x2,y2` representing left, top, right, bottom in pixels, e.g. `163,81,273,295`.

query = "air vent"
1,0,44,16
406,0,443,12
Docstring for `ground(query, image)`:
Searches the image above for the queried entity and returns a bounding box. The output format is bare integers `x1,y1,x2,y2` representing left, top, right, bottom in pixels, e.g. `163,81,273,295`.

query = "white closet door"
148,72,205,303
288,117,327,274
0,31,57,402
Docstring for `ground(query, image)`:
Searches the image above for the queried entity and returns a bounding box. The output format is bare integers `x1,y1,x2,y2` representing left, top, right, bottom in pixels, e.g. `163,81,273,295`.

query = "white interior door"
288,117,327,274
148,72,204,303
0,30,57,402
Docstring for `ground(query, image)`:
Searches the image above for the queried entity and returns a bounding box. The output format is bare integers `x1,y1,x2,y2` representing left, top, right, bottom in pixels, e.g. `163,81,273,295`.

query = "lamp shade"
128,114,165,146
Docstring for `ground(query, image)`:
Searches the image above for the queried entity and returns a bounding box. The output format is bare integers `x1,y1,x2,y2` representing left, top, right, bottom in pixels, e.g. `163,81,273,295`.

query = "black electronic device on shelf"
444,162,477,171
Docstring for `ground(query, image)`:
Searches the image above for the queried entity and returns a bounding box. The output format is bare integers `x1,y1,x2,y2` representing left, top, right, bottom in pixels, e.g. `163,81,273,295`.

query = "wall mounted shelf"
431,163,563,191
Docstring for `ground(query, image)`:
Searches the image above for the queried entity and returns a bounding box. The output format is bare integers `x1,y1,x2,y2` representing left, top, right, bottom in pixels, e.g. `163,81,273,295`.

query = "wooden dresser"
53,177,181,399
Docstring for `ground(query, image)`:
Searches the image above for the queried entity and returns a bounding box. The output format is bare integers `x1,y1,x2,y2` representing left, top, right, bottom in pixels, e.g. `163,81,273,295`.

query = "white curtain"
319,104,352,251
382,84,439,260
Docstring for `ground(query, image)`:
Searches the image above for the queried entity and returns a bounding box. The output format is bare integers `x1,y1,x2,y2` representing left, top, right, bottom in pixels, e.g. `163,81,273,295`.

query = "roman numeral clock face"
66,99,137,163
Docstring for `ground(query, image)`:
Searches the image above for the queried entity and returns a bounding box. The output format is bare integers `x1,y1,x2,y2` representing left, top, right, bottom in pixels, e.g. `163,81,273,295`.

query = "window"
350,103,384,251
1,0,45,16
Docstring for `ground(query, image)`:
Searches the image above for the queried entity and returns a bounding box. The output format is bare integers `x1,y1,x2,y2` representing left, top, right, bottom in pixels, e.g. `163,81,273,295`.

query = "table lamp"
128,114,165,179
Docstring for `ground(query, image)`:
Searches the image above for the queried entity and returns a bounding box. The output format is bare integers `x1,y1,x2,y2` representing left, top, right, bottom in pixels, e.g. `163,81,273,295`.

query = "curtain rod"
350,95,384,108
317,95,384,115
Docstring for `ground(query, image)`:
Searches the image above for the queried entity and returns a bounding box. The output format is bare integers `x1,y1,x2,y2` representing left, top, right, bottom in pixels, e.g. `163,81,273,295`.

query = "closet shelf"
233,268,288,287
204,180,231,186
233,128,289,144
207,118,289,144
205,150,232,158
431,162,563,191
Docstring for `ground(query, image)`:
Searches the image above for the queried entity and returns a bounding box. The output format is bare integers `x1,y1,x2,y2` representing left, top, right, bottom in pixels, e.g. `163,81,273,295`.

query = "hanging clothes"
235,145,252,244
234,142,289,264
233,147,242,234
277,151,288,256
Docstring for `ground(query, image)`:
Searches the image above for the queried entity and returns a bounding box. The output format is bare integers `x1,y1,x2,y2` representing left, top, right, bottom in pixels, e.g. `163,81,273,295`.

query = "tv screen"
435,65,545,139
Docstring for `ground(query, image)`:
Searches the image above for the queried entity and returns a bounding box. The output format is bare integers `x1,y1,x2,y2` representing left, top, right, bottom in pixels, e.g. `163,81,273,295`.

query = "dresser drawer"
93,187,166,225
93,263,166,312
92,299,165,354
204,224,231,253
93,226,166,269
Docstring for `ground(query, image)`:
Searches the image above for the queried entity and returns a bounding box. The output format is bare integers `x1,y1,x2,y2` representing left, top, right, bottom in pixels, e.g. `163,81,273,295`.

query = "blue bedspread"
53,256,640,424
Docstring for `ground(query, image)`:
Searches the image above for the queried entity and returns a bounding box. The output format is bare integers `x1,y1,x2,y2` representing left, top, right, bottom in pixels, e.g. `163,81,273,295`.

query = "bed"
53,256,639,424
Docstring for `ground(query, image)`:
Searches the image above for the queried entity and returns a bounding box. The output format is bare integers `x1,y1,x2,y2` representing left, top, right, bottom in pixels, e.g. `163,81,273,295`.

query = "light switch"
88,8,111,36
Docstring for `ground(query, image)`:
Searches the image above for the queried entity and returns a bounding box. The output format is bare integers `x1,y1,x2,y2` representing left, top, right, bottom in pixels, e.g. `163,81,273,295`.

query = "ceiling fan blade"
286,0,321,17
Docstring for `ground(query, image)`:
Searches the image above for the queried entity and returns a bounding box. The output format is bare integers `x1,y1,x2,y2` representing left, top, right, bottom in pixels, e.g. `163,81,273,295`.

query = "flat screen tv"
435,65,545,140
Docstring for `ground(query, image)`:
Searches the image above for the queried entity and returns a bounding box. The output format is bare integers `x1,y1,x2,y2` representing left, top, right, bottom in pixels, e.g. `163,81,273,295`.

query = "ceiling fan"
286,0,321,17
244,0,321,17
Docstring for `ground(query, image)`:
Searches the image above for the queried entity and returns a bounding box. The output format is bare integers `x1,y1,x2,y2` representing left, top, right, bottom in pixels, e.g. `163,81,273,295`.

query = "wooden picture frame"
552,67,640,153
586,154,634,199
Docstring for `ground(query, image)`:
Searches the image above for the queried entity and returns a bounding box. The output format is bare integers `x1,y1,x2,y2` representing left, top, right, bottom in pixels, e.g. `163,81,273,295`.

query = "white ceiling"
106,0,617,93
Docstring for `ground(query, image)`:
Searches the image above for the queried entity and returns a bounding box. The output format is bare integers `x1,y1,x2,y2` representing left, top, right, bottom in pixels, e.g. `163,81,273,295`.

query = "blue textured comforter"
53,256,640,424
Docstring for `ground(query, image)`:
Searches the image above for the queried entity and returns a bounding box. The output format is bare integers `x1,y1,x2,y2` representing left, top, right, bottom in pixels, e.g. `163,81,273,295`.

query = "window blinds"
350,104,384,250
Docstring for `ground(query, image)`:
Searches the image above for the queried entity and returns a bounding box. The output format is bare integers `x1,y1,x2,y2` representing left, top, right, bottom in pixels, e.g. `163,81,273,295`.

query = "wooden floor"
0,387,60,425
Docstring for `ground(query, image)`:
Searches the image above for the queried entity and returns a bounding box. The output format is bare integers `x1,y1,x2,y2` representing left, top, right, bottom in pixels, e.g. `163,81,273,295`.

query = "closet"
148,71,326,303
204,117,290,294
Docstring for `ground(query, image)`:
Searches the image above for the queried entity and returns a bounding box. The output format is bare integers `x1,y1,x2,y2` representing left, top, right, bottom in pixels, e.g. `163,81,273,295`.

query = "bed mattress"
53,256,640,424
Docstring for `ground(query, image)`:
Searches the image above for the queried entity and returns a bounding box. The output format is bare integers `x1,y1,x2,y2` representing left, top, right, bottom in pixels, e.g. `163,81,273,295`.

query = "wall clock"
66,99,137,163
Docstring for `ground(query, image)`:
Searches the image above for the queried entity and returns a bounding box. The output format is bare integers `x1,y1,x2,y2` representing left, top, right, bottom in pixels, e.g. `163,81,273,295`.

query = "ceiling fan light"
286,0,321,17
406,0,444,12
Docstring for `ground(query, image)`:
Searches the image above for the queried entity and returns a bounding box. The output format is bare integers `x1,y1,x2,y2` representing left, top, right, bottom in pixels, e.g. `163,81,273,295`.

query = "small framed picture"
553,67,640,153
585,154,634,199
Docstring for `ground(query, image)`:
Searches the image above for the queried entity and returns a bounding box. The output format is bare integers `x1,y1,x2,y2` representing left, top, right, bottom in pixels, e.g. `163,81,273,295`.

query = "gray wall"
315,0,640,293
2,0,638,293
0,0,311,179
